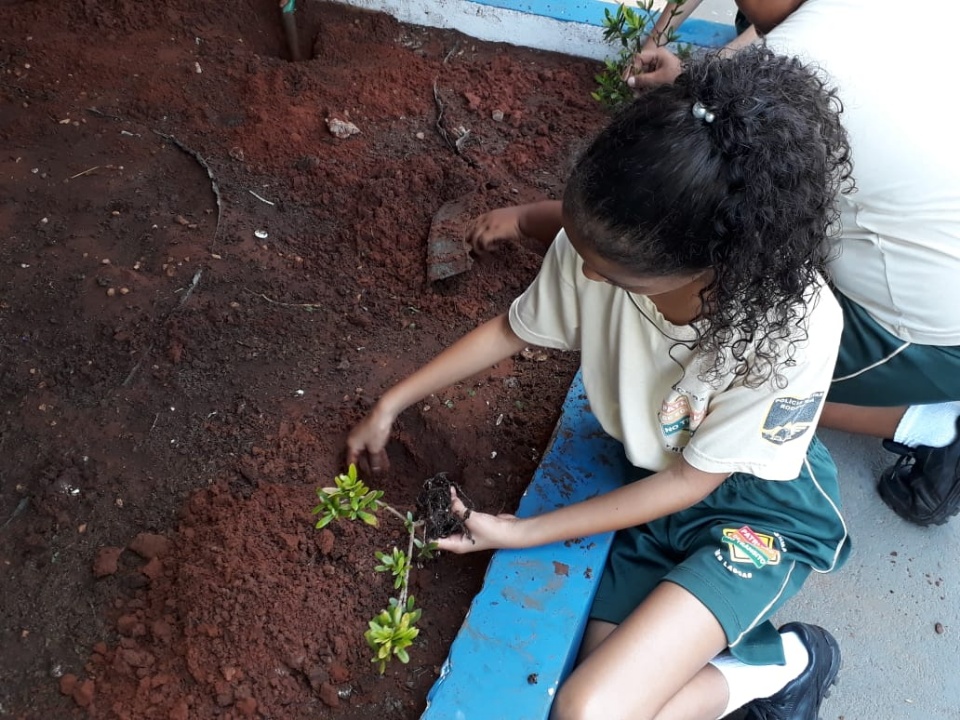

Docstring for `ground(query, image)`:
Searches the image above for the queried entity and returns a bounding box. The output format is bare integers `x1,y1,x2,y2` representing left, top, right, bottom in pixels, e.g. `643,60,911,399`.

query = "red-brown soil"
0,1,608,717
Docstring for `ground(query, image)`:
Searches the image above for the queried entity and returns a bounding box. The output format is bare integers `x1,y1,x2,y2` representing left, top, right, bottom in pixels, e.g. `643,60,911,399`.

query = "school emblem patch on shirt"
760,392,824,445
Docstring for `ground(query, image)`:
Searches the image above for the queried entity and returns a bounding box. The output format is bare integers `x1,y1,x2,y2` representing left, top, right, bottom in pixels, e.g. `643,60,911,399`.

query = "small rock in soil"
935,622,945,634
129,532,171,559
59,673,78,696
168,699,189,720
117,614,145,636
318,681,340,708
141,556,164,579
329,662,350,683
72,678,95,708
325,117,361,139
307,666,328,691
318,528,335,555
93,546,123,577
236,696,257,716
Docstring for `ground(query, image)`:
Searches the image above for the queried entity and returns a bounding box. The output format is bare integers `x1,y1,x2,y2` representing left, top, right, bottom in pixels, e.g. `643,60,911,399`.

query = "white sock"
893,402,960,448
708,630,809,718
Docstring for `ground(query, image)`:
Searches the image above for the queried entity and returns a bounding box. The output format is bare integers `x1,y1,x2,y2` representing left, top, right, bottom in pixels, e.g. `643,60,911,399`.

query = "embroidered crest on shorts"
761,392,824,445
721,525,782,568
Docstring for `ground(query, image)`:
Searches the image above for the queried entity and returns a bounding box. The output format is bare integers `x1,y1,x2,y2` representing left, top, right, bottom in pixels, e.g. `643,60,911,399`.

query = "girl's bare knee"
550,681,594,720
551,677,655,720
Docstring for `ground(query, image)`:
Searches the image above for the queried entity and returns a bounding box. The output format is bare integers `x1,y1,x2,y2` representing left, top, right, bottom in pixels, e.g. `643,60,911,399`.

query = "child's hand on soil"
345,407,395,476
624,47,683,89
434,487,521,554
464,207,525,255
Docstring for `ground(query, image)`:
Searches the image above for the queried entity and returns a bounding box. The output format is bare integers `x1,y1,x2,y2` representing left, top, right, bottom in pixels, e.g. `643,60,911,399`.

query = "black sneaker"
740,623,841,720
878,417,960,527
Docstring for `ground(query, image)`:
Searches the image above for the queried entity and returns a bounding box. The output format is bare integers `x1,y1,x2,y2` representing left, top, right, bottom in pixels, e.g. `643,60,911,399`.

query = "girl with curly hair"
347,46,851,720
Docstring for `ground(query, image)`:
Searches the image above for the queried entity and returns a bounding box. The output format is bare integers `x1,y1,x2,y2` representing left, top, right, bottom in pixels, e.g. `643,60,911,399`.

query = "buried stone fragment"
325,117,361,139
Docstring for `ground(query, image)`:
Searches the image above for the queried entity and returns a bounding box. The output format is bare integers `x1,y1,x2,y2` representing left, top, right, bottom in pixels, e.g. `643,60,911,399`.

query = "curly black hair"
563,45,852,388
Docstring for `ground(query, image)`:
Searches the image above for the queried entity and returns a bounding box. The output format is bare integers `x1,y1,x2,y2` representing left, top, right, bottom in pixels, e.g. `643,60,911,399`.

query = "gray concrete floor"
770,430,959,719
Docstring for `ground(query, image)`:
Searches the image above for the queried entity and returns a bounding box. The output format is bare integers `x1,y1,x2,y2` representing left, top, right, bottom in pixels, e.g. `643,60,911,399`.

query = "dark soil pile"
0,0,607,717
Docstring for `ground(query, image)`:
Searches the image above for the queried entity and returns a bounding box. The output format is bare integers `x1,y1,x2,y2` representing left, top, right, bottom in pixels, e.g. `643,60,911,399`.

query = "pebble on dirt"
93,546,123,578
319,681,340,708
57,674,97,707
325,117,361,139
128,532,172,559
141,556,164,579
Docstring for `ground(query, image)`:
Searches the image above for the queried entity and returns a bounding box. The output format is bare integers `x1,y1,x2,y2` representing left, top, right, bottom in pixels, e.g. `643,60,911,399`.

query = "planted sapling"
313,465,471,673
593,0,692,108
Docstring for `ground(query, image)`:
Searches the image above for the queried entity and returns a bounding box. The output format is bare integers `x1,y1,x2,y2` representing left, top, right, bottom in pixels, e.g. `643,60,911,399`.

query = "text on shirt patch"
760,392,824,445
659,386,707,453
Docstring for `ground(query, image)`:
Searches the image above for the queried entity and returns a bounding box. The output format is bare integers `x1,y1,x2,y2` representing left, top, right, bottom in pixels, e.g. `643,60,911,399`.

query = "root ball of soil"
416,473,473,539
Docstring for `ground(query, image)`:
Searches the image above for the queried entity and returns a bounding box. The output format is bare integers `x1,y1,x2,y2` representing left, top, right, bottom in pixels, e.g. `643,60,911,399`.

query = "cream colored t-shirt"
766,0,960,345
509,230,843,479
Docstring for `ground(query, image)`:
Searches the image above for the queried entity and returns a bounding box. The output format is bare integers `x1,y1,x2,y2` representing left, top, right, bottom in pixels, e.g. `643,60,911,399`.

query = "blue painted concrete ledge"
336,0,733,59
422,371,633,719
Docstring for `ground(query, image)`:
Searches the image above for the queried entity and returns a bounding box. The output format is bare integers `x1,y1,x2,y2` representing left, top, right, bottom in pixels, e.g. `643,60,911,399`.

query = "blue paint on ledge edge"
468,0,737,47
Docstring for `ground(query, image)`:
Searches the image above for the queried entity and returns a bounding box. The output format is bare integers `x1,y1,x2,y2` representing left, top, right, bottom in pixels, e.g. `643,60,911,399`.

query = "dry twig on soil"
432,81,478,166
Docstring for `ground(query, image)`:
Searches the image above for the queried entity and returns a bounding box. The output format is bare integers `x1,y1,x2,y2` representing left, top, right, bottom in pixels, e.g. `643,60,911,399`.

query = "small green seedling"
593,1,692,108
313,463,383,528
313,464,440,674
365,596,423,673
374,547,411,589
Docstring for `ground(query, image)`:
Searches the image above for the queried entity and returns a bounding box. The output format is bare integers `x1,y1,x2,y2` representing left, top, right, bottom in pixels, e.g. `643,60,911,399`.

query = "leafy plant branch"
313,464,438,673
593,0,693,108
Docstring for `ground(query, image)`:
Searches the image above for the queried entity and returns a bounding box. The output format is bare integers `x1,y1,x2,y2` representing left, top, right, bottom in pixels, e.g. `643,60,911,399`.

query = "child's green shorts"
830,292,960,406
590,437,850,666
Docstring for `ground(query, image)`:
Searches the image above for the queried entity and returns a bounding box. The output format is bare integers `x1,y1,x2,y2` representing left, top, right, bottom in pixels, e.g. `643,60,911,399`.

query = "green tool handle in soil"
281,0,302,61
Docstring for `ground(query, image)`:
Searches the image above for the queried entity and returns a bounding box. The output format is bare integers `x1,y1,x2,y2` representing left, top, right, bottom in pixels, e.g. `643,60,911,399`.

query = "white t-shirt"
509,230,843,479
766,0,960,345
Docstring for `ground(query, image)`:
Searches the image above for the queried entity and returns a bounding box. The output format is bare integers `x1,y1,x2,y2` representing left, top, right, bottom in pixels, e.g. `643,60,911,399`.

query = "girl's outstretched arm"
465,200,562,255
639,0,705,54
346,313,528,474
436,457,728,552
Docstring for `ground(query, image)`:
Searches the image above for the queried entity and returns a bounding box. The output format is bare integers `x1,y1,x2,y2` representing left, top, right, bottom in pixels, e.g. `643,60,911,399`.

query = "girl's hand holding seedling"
625,46,683,89
434,487,522,554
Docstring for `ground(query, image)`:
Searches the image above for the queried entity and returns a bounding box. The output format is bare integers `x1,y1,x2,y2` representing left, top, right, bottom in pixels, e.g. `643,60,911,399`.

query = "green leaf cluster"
593,1,691,109
365,596,423,674
374,547,411,589
414,537,439,560
312,463,384,529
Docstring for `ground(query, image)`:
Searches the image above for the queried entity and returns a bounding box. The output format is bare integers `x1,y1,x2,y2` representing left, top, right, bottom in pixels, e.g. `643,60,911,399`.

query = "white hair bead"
692,101,715,124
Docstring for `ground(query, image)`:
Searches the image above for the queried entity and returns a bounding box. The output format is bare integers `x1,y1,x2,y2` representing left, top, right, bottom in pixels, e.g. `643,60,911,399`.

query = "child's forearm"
517,200,563,248
512,458,727,548
644,0,705,49
376,313,528,419
720,24,759,56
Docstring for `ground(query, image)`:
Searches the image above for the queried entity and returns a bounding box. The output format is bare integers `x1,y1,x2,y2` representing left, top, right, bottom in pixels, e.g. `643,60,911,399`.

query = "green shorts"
590,437,850,665
830,292,960,406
